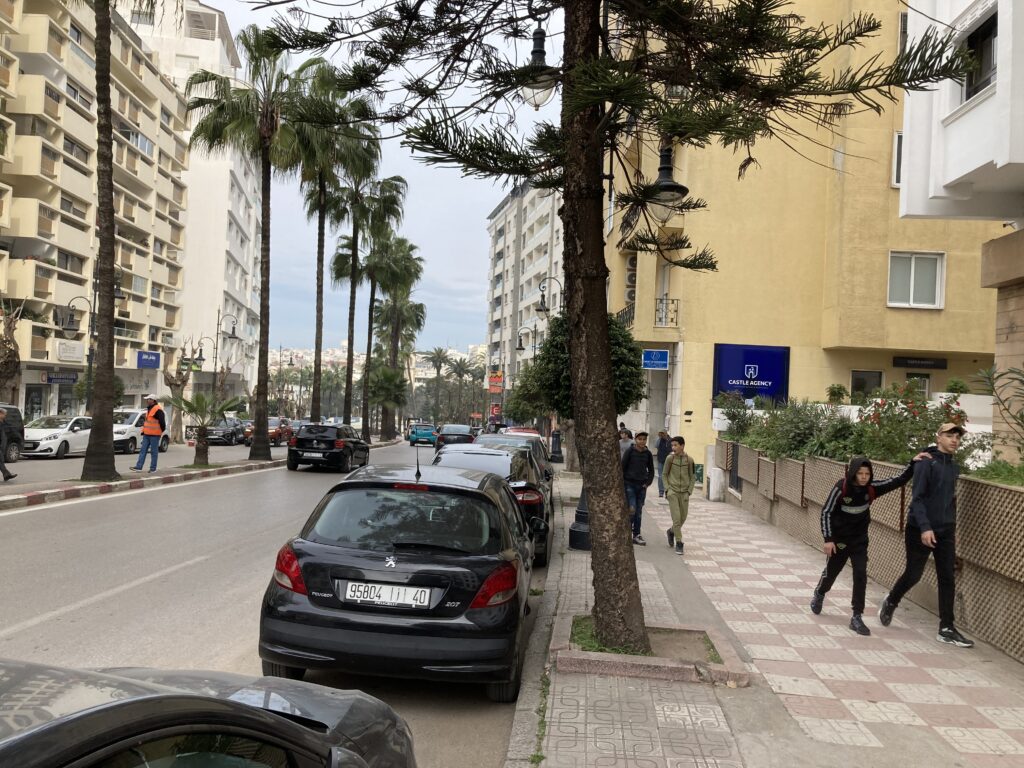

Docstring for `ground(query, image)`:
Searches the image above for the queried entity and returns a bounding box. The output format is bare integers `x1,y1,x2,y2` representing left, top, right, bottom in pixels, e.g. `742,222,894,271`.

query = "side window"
81,418,92,430
95,732,293,768
136,414,145,427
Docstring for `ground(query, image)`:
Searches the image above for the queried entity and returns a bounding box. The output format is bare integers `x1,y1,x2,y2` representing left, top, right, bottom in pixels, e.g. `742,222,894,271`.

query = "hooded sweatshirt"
820,457,915,543
907,446,959,532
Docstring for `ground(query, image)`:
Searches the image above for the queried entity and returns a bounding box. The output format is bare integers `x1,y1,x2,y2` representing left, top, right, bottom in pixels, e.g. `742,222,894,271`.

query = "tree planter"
737,445,760,484
775,458,805,507
757,457,776,500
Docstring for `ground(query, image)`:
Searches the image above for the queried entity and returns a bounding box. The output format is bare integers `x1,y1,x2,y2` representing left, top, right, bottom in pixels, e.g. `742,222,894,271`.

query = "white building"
130,1,261,401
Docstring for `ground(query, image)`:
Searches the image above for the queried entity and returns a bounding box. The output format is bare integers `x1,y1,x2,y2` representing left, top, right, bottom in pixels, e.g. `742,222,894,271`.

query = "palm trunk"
311,173,326,422
343,221,360,423
248,138,273,460
195,425,210,466
360,277,376,442
562,0,649,654
81,0,118,481
379,316,404,440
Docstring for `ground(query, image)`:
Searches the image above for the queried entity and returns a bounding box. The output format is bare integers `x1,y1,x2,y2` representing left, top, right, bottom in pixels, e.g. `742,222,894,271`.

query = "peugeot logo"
385,556,397,568
744,364,759,379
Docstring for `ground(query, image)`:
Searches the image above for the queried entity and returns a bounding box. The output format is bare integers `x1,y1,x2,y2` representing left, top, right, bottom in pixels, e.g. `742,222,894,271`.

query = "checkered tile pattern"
644,494,1024,758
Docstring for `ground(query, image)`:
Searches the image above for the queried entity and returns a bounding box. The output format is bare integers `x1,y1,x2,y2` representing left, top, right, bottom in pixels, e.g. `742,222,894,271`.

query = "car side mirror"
544,470,553,482
329,745,370,768
70,425,80,433
530,516,549,535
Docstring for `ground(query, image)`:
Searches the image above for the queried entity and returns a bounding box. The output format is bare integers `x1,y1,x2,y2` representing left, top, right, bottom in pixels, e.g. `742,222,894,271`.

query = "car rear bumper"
288,449,346,466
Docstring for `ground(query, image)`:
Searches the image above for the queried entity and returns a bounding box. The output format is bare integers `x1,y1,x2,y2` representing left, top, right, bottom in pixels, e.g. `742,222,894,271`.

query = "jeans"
815,535,869,614
625,482,648,537
656,462,666,495
135,434,160,471
889,525,957,628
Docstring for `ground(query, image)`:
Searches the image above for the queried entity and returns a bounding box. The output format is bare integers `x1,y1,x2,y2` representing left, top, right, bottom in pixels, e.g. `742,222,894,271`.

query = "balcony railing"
31,336,49,360
655,297,679,327
0,55,12,88
43,87,61,119
47,28,64,60
113,326,140,340
616,302,635,329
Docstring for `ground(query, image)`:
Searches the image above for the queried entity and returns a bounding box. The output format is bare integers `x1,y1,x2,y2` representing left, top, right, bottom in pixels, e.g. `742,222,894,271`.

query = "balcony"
113,325,140,340
654,297,679,327
616,302,635,330
0,0,15,25
43,84,61,119
30,334,49,360
46,26,64,60
0,51,14,95
33,270,52,300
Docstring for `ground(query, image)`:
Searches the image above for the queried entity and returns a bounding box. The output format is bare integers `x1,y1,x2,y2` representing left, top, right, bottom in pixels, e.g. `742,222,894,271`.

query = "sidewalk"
522,473,1024,768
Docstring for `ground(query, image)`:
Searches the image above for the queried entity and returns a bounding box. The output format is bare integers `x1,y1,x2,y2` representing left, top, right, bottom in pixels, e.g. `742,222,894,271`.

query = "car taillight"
514,489,545,504
288,437,296,447
469,561,519,609
272,544,308,595
334,439,346,448
432,431,438,437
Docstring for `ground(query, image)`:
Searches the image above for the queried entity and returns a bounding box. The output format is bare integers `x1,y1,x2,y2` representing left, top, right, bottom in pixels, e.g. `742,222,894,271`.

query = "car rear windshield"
434,451,532,481
307,487,503,555
299,425,338,439
440,424,472,434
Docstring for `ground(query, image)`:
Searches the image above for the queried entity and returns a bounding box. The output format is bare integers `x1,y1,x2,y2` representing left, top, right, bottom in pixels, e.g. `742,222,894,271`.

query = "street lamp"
537,276,564,315
521,22,559,110
211,308,239,396
649,143,689,224
515,324,537,354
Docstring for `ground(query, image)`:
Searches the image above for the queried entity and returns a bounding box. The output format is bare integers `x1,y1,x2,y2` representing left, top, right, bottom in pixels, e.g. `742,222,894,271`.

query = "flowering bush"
852,382,966,463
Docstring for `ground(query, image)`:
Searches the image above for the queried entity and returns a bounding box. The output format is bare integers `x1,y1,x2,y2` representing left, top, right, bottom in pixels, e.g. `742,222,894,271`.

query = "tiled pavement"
536,475,1024,768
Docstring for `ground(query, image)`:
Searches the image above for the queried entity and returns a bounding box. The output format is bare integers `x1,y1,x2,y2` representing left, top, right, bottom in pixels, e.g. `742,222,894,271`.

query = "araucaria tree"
273,1,972,652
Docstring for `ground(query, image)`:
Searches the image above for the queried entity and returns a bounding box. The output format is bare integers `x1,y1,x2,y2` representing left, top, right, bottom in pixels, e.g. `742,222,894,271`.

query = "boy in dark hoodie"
811,455,919,635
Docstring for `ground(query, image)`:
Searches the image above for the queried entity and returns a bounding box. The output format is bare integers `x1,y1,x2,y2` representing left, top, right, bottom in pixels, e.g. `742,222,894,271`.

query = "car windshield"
28,416,70,429
113,412,139,426
299,425,337,439
307,487,502,555
268,418,281,427
212,419,232,428
440,424,472,435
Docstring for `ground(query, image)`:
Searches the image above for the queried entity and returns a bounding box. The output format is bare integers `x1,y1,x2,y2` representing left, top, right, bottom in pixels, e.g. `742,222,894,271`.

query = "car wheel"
6,442,19,463
486,646,523,703
159,436,169,453
227,433,236,446
286,454,298,470
273,438,281,447
340,451,352,473
261,660,305,681
126,438,137,455
56,441,69,460
409,441,415,447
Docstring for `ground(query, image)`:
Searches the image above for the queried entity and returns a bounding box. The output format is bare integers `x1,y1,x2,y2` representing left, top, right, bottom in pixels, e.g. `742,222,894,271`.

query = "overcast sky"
215,0,547,355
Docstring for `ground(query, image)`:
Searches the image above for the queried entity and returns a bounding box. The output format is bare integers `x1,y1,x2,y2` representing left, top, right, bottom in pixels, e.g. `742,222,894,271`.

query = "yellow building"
605,1,1001,463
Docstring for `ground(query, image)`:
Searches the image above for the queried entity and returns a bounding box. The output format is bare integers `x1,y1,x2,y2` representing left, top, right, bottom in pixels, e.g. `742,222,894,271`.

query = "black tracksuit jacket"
820,457,915,543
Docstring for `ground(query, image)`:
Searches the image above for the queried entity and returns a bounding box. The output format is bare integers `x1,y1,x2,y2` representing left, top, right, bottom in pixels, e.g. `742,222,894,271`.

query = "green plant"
852,383,966,464
703,635,723,665
803,407,858,461
714,391,755,441
974,366,1024,460
944,377,971,395
169,393,242,466
570,615,652,656
826,384,849,405
850,390,868,406
969,459,1024,487
747,401,838,460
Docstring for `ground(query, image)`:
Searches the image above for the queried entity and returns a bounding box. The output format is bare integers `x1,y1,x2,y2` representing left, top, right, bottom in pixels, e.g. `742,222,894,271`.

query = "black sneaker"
810,591,824,615
850,614,871,636
666,528,674,547
632,535,647,546
675,542,684,556
937,626,974,648
878,597,895,627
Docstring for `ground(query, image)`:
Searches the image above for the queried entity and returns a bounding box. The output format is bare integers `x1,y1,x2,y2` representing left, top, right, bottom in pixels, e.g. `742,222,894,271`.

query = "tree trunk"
169,384,185,442
248,138,273,460
343,221,360,424
360,277,376,442
195,425,210,466
311,174,325,422
561,0,649,653
81,0,119,482
563,418,580,472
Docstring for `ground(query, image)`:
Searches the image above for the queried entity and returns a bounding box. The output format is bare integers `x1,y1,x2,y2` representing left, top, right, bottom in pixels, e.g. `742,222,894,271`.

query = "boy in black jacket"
811,456,917,635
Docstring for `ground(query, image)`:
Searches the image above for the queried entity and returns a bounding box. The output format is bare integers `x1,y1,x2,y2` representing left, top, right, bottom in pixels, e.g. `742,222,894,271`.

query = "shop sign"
137,351,161,369
46,372,78,384
713,343,790,402
56,340,84,363
642,349,670,370
893,356,947,370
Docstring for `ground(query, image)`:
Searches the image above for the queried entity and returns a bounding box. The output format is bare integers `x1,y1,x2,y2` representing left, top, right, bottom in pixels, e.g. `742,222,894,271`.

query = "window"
63,137,89,163
964,15,997,100
851,370,882,399
130,8,155,24
888,251,944,308
160,107,172,126
891,132,903,187
907,374,931,398
132,276,146,294
898,12,908,54
69,23,82,44
57,250,83,274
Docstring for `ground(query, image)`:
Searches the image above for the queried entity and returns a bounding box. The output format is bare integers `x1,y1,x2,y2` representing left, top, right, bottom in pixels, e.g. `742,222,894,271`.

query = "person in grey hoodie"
878,423,973,648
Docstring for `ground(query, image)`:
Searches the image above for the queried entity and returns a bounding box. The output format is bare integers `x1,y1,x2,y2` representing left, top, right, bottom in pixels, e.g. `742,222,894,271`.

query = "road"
0,440,544,768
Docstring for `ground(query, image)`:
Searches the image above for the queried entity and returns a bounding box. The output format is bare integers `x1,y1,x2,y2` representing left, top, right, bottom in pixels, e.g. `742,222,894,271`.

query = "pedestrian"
622,431,654,545
618,421,633,439
654,429,671,497
663,436,695,555
618,428,634,459
878,423,974,647
811,454,921,635
0,409,16,482
132,394,165,473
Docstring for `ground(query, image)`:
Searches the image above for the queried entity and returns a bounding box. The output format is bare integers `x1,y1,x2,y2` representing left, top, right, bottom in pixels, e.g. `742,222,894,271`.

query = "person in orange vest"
132,394,166,473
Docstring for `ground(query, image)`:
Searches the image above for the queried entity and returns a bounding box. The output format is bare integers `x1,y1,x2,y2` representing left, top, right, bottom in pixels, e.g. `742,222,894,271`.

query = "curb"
0,437,404,511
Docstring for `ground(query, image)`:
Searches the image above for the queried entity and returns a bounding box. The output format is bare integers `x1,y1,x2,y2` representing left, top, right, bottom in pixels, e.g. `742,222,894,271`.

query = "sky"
213,0,547,355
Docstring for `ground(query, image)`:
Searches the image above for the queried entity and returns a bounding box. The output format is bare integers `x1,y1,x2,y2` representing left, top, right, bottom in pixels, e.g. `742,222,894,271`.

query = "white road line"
0,466,283,518
0,555,210,639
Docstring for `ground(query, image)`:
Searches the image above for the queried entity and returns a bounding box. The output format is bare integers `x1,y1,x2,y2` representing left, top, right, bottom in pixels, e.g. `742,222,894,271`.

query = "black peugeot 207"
259,465,546,702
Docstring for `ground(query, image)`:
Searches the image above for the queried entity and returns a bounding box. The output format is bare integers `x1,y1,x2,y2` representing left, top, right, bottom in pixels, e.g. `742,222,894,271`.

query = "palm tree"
332,172,408,424
446,358,473,424
168,393,242,467
375,290,425,437
424,347,450,424
186,26,323,460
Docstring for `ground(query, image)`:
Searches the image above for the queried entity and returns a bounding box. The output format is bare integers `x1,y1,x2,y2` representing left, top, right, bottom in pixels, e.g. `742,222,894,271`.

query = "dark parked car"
433,444,554,566
259,465,546,702
0,657,417,768
0,403,24,463
473,433,554,491
288,423,369,472
434,423,474,452
206,416,246,445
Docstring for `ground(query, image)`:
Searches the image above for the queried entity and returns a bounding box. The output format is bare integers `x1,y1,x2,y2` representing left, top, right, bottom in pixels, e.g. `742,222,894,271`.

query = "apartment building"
0,0,189,420
604,0,1002,460
131,0,261,402
485,184,562,423
901,1,1023,456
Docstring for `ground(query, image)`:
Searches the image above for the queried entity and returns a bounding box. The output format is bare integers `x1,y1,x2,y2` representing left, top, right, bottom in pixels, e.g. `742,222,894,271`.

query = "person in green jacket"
663,435,696,555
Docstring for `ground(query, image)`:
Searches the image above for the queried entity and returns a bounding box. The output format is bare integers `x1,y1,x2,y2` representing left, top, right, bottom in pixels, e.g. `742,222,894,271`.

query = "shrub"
714,391,755,441
825,384,849,405
852,382,966,464
970,458,1024,486
747,400,823,459
944,377,971,395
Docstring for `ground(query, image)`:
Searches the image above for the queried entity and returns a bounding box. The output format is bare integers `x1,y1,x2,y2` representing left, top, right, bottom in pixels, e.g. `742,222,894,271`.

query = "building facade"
130,0,261,403
901,0,1024,457
485,184,562,424
604,0,1002,461
0,0,189,420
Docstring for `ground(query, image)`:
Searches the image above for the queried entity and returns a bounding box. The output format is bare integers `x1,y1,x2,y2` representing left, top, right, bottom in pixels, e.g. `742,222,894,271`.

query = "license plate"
303,451,323,458
24,442,38,450
342,581,430,608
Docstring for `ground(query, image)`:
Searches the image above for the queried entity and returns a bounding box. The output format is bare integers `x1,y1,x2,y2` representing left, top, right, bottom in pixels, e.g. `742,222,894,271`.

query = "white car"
113,408,170,454
23,415,92,459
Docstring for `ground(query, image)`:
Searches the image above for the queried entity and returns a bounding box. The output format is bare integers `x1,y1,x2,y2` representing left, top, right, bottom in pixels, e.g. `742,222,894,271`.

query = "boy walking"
663,436,695,555
622,431,654,545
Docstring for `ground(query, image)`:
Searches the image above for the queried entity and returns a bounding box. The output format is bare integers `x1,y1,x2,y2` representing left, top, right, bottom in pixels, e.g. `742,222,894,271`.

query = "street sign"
642,349,670,370
46,373,78,384
137,350,161,369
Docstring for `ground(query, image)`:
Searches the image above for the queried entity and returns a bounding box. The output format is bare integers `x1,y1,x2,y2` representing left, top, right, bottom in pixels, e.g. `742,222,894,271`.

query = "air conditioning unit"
626,254,638,270
625,288,636,303
625,271,638,286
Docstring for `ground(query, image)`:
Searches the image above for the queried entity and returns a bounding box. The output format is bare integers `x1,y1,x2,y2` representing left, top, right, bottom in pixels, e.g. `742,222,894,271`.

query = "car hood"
24,427,69,439
0,659,415,768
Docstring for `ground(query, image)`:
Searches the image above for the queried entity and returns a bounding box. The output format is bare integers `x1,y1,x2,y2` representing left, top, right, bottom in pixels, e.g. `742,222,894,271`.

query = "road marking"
0,466,284,518
0,555,210,639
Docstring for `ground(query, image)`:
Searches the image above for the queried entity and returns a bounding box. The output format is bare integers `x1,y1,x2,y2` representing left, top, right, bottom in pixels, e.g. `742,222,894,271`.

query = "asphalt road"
0,441,544,768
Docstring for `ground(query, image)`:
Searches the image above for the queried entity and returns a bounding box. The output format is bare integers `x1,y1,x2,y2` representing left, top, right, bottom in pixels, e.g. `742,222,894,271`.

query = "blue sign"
642,349,670,370
47,373,78,384
713,344,790,402
137,351,161,369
